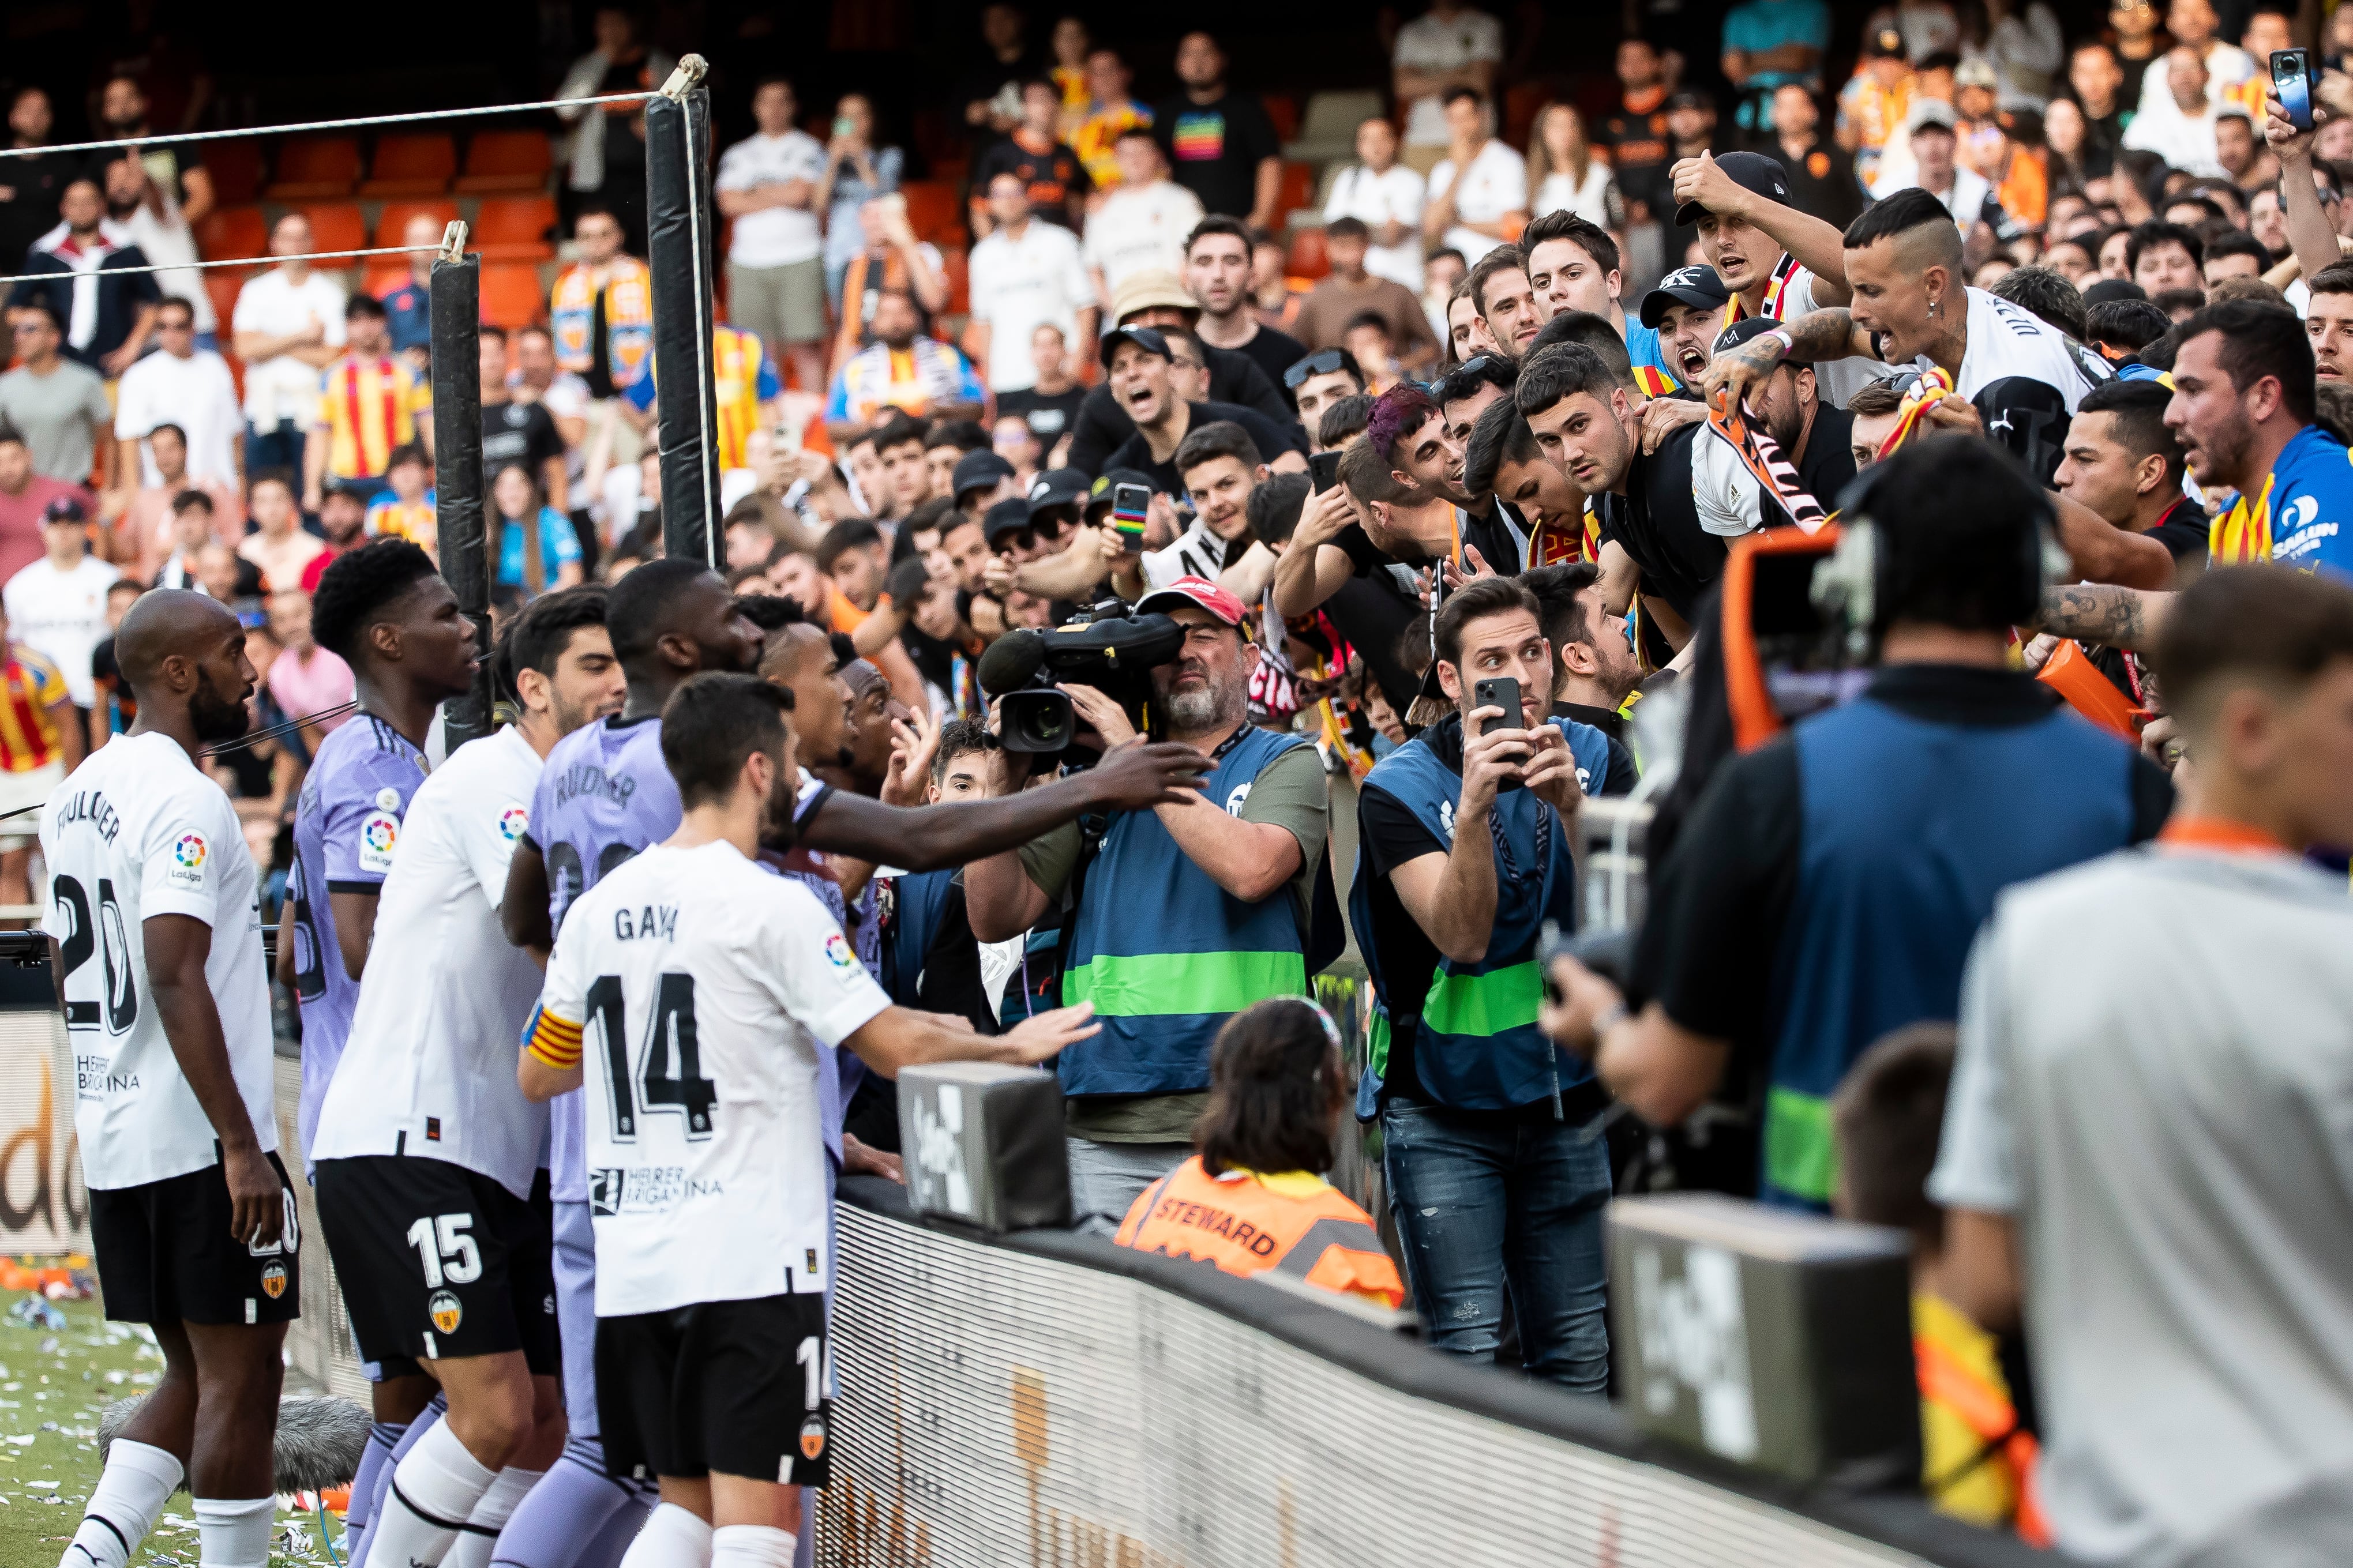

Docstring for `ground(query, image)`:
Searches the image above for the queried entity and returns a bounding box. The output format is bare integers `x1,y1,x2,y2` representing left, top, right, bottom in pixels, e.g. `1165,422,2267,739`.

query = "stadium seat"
899,181,963,245
1277,161,1316,223
194,204,268,263
206,142,263,205
296,202,367,260
372,199,460,251
471,195,558,262
265,137,362,199
1286,89,1384,163
1263,94,1300,146
362,261,410,299
940,246,969,317
205,273,245,340
1288,227,1329,280
478,263,547,329
453,130,553,194
359,133,457,197
1504,83,1551,149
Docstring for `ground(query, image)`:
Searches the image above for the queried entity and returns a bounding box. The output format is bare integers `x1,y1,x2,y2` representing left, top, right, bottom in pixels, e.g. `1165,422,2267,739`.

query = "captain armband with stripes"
524,1004,585,1071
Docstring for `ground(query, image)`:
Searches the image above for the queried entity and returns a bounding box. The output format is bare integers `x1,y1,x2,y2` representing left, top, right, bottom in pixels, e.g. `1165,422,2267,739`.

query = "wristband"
1764,328,1796,360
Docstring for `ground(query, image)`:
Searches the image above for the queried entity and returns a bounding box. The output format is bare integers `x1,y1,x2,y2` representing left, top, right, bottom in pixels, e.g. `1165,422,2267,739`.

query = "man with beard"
821,288,985,441
1688,317,1857,540
966,576,1329,1233
1524,560,1646,754
1466,245,1544,360
43,592,291,1568
7,178,159,377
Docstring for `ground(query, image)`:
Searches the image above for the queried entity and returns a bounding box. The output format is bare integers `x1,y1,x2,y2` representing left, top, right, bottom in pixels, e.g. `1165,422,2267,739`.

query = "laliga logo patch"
172,833,206,869
824,932,857,971
499,806,529,842
260,1261,287,1300
362,818,397,853
429,1289,463,1334
799,1415,827,1462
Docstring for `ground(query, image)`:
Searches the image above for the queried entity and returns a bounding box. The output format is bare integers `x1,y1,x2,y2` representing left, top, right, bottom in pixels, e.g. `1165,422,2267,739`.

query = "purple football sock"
489,1436,651,1568
350,1393,445,1568
340,1420,405,1561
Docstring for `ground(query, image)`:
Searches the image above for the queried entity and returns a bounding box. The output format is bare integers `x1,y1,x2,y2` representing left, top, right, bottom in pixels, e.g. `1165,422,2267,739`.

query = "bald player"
44,592,290,1568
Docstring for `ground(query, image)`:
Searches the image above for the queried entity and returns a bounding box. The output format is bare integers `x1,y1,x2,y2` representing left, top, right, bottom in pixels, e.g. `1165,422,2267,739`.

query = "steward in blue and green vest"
1350,574,1619,1392
963,578,1333,1232
1556,438,2175,1212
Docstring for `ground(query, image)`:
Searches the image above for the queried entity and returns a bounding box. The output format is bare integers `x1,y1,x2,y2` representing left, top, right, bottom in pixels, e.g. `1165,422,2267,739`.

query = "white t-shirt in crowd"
1533,163,1616,228
40,731,276,1190
231,268,347,426
314,726,549,1198
539,839,890,1317
969,220,1098,392
1394,7,1506,147
1082,180,1204,295
2119,99,2228,180
1930,845,2353,1568
4,554,119,707
1870,163,1998,229
1323,163,1429,291
1142,516,1237,588
114,347,243,487
1428,139,1527,263
2139,39,2256,115
115,195,214,332
716,130,829,269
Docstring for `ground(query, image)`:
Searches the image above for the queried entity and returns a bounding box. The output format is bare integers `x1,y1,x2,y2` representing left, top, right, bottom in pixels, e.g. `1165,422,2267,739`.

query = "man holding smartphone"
1349,575,1616,1392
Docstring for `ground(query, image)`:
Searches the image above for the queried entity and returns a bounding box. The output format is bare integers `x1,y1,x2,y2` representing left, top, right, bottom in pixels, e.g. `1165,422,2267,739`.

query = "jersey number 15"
587,972,718,1142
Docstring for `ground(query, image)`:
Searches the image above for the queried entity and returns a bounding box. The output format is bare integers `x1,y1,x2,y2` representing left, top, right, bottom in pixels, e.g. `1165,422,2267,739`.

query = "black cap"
1666,88,1713,113
1099,325,1172,368
1863,25,1907,59
982,497,1033,545
1639,264,1732,328
41,495,87,524
951,449,1016,500
1086,467,1158,512
2082,277,2150,306
1712,316,1787,358
1026,467,1090,510
1673,151,1794,228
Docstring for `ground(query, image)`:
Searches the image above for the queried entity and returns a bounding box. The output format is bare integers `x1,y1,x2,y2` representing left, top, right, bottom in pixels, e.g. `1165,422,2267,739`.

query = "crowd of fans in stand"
7,5,2353,1568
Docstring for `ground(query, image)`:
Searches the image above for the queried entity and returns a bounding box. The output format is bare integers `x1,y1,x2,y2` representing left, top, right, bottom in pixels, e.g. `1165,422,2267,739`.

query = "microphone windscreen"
977,628,1048,695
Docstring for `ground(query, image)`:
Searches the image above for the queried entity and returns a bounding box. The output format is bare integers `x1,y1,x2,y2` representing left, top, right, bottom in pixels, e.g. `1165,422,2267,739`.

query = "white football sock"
443,1465,544,1568
193,1495,276,1568
617,1502,713,1568
58,1439,183,1568
711,1524,796,1568
365,1417,500,1568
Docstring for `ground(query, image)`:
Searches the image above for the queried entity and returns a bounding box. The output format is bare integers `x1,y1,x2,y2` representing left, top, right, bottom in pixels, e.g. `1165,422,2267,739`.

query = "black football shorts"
596,1292,832,1487
89,1150,301,1327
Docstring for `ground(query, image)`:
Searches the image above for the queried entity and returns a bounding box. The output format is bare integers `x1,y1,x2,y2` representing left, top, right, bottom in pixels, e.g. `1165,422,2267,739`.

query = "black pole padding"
430,254,493,751
646,85,723,565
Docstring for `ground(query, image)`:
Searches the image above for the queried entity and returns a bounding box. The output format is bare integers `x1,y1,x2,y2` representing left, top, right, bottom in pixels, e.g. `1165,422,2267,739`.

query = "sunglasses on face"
1283,347,1354,389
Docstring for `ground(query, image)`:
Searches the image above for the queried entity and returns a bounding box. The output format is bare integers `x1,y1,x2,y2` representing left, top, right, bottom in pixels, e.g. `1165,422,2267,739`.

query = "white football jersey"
39,732,275,1190
314,727,550,1197
535,839,890,1318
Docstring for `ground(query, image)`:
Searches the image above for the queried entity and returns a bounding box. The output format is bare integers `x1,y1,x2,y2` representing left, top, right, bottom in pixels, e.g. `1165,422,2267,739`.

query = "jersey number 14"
588,972,718,1141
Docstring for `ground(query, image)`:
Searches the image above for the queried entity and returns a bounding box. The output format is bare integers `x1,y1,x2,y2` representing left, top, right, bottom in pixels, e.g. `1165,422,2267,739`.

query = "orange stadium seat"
206,142,263,205
194,204,267,262
898,181,963,245
360,133,457,197
362,262,410,298
265,137,362,199
1288,227,1329,280
472,195,558,262
372,198,460,251
455,130,553,194
1277,161,1315,222
940,246,969,317
205,273,245,339
1263,94,1300,145
478,263,547,329
297,202,367,260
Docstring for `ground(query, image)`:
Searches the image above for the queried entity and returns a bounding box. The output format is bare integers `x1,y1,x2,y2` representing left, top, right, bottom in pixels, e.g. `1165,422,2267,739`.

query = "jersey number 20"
52,875,136,1033
587,972,717,1141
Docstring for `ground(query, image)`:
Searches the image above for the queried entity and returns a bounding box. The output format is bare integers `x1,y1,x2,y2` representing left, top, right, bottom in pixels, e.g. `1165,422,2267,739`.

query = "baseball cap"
1108,268,1198,326
1639,264,1732,328
1863,25,1907,59
1135,575,1248,628
1905,98,1960,135
1026,468,1090,510
1086,467,1158,514
982,497,1033,546
1099,325,1173,369
1673,150,1793,228
951,449,1016,500
1712,316,1788,358
1954,58,1999,91
41,495,86,524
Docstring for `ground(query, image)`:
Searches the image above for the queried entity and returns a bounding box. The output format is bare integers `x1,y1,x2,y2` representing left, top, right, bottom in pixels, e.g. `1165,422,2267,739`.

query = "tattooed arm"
2031,581,2175,652
1697,308,1877,412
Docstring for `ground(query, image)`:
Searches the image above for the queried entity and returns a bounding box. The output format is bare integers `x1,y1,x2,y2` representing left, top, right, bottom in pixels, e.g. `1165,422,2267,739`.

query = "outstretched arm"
2032,581,2174,652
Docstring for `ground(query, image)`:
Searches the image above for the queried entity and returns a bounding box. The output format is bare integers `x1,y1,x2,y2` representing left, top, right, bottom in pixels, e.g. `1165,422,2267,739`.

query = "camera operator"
1541,438,2175,1210
1352,576,1615,1390
965,578,1330,1232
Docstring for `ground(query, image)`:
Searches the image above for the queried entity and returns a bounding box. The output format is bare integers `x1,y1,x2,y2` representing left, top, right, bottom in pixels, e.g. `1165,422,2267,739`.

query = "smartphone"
1473,675,1523,791
1308,449,1342,494
833,115,857,138
2275,48,2315,134
1110,482,1151,541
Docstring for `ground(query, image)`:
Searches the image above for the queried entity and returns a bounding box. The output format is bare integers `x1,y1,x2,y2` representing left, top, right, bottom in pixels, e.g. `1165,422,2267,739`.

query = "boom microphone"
978,627,1048,695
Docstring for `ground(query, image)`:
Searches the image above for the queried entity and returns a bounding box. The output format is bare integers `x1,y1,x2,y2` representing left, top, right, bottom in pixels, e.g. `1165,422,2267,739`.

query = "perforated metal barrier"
816,1179,2047,1568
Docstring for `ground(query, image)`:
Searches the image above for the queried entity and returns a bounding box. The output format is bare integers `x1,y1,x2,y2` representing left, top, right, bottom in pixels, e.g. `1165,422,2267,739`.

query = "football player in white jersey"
520,674,1099,1568
42,591,291,1568
313,589,624,1568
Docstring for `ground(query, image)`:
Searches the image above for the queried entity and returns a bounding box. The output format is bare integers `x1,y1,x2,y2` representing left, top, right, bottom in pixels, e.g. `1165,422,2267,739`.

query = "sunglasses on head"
1284,347,1354,389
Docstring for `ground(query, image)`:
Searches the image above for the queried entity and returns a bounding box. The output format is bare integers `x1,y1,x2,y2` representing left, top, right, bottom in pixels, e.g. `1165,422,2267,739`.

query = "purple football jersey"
291,714,427,1172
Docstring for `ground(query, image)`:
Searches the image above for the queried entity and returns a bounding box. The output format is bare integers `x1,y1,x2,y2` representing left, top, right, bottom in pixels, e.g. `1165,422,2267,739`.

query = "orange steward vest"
1114,1156,1404,1308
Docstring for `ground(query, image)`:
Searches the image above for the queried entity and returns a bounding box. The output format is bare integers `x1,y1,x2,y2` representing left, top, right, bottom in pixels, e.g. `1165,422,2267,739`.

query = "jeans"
245,419,305,481
1065,1137,1189,1238
1382,1098,1613,1393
